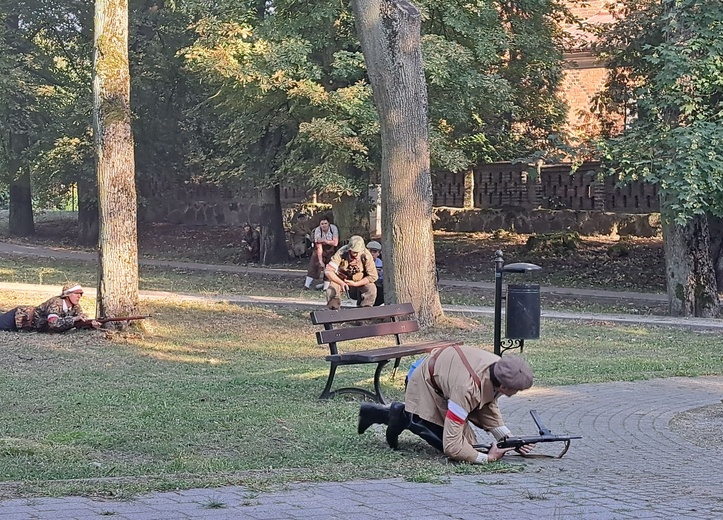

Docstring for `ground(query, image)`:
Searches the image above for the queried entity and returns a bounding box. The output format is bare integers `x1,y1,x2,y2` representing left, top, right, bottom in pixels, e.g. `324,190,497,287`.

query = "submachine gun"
474,410,582,459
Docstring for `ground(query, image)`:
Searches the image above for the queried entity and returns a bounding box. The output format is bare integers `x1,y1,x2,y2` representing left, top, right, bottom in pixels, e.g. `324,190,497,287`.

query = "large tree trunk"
77,177,99,246
708,214,723,291
5,14,34,236
258,185,287,264
656,3,719,318
8,132,34,236
662,213,720,317
350,0,442,327
93,0,140,322
334,193,370,240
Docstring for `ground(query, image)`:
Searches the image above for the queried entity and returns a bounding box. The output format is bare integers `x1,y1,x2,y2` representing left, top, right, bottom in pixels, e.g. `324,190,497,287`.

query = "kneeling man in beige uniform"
358,347,535,463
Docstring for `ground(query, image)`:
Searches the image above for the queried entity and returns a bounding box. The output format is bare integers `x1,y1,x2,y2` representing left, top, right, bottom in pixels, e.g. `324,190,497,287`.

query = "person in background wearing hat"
324,235,378,310
0,282,100,332
357,348,535,464
366,240,384,306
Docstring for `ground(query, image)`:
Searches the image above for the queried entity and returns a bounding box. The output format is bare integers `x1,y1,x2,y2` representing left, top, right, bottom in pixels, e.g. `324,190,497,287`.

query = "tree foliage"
183,0,569,198
0,1,94,209
2,0,571,223
596,0,723,224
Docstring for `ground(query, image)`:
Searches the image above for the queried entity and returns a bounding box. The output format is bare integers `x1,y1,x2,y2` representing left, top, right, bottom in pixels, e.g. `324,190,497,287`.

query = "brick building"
558,1,618,141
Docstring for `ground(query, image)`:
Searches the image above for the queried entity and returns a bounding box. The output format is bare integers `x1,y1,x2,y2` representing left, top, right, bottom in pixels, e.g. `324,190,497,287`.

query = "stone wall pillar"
463,169,475,209
369,184,382,238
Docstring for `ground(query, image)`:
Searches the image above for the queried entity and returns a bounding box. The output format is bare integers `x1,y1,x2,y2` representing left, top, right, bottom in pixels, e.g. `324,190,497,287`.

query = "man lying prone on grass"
0,282,100,333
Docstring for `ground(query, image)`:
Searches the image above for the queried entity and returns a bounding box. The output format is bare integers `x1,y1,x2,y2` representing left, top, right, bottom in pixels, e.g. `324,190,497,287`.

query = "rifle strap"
427,345,481,398
514,440,572,459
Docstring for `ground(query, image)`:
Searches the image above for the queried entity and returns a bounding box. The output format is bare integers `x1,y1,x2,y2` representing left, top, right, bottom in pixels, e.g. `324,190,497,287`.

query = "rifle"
473,410,582,459
75,315,150,329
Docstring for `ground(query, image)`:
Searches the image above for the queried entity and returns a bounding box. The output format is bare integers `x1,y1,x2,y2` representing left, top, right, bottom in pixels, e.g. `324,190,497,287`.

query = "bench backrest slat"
310,303,414,325
316,319,420,345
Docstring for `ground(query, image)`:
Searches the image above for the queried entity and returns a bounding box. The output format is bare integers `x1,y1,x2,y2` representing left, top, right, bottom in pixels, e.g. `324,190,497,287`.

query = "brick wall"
559,59,609,139
560,1,619,140
566,0,611,20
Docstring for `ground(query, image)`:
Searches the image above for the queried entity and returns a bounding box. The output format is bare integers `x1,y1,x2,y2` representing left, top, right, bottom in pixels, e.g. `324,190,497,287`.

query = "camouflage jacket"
14,296,85,332
327,246,378,284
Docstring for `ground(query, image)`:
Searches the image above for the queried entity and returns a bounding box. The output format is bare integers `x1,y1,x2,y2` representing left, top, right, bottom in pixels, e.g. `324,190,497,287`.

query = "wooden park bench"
310,303,462,404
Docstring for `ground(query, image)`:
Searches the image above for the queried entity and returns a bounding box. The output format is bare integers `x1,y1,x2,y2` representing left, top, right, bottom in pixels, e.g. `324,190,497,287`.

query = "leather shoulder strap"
427,345,481,398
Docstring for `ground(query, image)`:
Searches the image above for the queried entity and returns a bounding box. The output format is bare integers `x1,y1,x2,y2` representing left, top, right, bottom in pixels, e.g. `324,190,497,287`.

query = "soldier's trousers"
326,282,377,310
0,308,18,331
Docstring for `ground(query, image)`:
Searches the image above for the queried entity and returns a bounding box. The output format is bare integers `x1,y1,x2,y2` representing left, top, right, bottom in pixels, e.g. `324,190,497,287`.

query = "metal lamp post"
493,250,542,356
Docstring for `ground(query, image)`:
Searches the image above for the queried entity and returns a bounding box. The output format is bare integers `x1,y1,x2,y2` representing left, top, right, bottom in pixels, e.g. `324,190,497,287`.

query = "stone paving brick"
1,376,721,520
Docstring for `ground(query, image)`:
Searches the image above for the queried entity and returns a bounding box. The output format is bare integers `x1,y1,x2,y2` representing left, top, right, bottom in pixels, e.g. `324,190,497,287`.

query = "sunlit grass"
1,286,721,498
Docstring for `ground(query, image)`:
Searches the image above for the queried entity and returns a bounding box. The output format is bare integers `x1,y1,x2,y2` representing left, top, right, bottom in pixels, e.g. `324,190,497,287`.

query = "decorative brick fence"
138,162,661,235
433,162,659,213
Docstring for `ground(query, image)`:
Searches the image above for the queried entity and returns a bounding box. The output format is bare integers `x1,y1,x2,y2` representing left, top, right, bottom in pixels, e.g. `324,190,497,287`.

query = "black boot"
386,401,410,449
407,416,444,452
358,403,390,434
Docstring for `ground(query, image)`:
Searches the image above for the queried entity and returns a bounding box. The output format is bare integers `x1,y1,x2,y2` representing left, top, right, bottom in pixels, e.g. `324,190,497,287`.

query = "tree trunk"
93,0,140,323
662,213,720,317
708,214,723,291
350,0,443,327
4,14,34,236
77,177,99,246
258,185,287,264
334,193,370,240
7,133,35,237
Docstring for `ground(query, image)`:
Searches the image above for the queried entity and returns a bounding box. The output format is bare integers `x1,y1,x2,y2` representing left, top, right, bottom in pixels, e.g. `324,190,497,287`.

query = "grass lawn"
1,284,721,499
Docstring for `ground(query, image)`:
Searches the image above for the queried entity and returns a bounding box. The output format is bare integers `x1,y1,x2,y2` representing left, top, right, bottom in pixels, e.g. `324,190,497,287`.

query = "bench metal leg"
319,362,340,400
391,357,401,379
372,360,391,404
319,360,391,404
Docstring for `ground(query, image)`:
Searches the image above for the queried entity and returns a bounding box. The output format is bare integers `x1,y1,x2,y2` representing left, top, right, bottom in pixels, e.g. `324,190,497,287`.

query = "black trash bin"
506,283,541,340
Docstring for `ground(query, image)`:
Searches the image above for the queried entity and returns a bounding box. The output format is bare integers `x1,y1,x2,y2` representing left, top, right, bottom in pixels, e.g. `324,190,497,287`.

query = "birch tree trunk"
350,0,442,327
93,0,140,322
662,213,720,317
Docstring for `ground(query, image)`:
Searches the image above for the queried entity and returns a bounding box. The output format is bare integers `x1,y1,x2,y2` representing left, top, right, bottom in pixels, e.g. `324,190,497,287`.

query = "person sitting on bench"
357,348,535,463
0,282,100,332
324,235,378,310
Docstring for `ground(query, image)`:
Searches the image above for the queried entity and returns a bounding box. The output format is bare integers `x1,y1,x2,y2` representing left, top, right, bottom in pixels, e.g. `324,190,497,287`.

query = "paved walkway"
1,376,721,519
3,240,723,332
0,240,667,302
2,240,723,518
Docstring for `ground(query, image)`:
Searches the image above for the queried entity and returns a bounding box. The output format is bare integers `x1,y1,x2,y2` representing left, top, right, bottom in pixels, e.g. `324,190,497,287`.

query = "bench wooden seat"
310,303,462,404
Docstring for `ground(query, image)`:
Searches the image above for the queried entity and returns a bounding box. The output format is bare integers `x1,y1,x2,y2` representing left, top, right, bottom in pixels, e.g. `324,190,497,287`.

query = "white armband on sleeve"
474,452,490,464
489,425,512,441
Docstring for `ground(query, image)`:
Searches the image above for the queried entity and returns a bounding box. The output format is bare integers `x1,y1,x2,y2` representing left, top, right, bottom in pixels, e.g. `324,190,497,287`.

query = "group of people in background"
239,212,384,310
296,214,384,310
